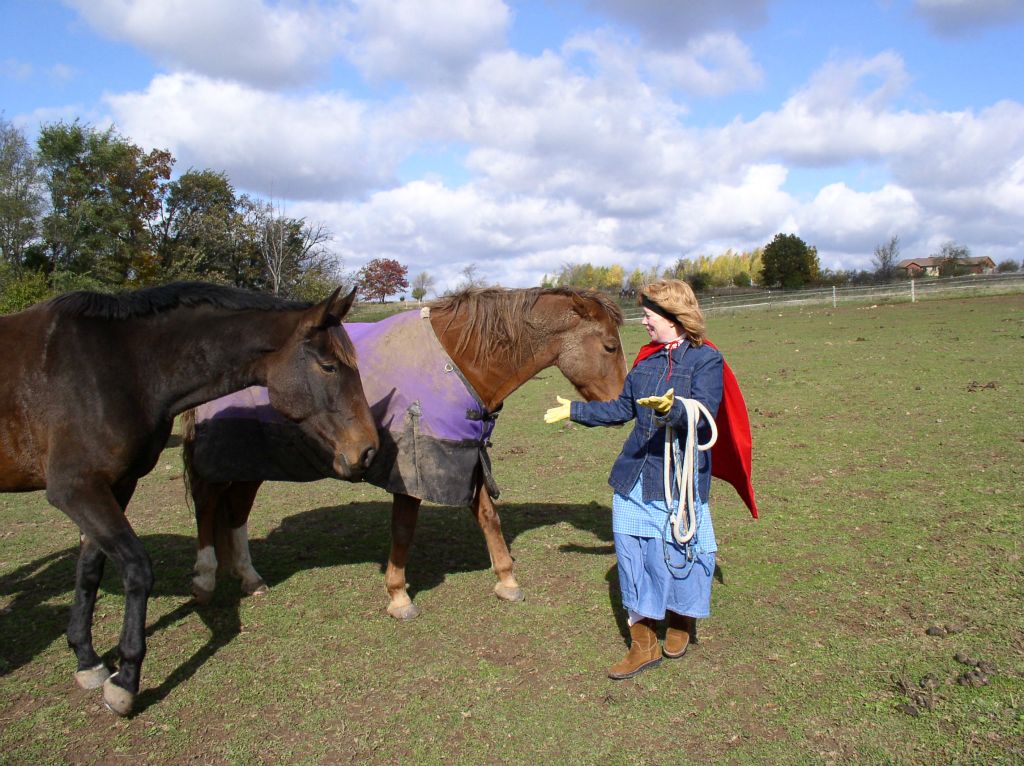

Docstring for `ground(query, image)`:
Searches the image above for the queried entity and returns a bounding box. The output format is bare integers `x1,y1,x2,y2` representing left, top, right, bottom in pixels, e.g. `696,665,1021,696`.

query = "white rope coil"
664,398,718,545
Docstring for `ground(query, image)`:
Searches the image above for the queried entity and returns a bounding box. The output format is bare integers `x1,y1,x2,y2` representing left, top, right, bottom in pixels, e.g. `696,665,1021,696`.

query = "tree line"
4,116,1016,312
542,232,1019,295
0,117,342,313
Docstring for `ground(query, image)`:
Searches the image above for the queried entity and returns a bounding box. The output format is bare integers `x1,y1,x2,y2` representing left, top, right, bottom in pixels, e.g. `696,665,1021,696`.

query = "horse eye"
603,343,618,353
318,361,338,374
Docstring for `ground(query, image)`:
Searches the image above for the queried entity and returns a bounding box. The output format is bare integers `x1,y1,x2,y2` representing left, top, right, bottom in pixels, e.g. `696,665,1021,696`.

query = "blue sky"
3,0,1023,291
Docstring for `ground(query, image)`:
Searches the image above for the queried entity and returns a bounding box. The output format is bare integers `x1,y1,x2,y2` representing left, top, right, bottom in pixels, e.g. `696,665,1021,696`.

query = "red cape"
633,340,758,518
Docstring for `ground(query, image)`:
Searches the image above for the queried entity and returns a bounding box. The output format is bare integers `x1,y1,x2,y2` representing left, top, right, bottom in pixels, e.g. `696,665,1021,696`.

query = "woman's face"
641,307,683,344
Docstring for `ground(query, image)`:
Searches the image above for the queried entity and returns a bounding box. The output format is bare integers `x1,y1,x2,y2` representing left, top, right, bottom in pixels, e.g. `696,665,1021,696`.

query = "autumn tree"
359,257,408,302
36,121,173,284
760,233,819,288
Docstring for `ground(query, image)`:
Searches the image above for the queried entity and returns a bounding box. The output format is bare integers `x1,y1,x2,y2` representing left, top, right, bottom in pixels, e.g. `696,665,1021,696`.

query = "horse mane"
47,281,310,320
429,286,624,366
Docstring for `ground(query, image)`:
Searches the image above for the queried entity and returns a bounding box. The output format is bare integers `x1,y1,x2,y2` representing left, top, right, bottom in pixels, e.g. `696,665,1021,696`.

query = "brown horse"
0,282,378,715
182,287,627,618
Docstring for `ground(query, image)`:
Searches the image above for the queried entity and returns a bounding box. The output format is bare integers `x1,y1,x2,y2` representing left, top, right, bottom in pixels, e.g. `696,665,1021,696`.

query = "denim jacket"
570,341,723,504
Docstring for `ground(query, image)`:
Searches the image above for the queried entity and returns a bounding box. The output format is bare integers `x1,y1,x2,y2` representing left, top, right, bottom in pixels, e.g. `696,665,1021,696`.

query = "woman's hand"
636,387,674,415
544,396,572,423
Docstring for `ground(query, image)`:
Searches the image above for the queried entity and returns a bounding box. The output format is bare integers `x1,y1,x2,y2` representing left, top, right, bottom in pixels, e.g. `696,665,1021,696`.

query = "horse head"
263,287,378,479
552,289,627,402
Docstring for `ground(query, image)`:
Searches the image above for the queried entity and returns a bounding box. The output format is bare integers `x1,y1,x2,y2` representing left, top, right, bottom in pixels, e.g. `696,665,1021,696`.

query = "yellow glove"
544,395,572,424
637,387,674,415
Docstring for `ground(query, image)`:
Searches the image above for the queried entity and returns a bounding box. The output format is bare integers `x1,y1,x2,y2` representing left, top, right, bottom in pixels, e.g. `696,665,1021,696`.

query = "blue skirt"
614,533,715,620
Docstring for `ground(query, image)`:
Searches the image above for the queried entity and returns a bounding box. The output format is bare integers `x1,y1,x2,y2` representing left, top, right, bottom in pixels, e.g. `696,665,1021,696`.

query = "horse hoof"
102,674,134,716
242,580,269,597
74,663,110,690
387,602,421,620
191,582,214,605
494,584,525,603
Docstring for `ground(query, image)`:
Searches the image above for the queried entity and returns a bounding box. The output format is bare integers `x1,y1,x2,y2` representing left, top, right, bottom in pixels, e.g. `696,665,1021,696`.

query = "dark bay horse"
182,287,627,618
0,282,378,715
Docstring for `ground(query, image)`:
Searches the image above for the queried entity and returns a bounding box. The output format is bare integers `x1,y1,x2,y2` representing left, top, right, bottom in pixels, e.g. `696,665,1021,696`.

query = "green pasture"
1,294,1021,765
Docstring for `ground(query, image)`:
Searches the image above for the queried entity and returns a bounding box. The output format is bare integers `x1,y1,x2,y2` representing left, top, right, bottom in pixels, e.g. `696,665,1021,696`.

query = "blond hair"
640,279,706,346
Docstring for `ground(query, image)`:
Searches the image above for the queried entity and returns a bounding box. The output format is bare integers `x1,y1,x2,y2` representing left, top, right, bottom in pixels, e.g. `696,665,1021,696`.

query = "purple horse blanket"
191,308,499,506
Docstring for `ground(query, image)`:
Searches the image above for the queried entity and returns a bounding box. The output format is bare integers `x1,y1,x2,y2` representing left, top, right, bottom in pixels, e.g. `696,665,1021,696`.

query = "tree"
358,257,408,302
872,234,900,281
154,168,239,280
0,117,44,269
36,120,173,284
933,240,970,277
996,259,1019,273
603,264,625,291
556,261,596,288
245,197,335,297
410,271,435,301
760,233,819,289
458,263,486,290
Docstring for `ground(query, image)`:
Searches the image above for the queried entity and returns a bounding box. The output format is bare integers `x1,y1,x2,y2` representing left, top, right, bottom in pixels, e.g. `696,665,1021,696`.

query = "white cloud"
729,52,923,165
643,33,763,96
800,183,921,255
347,0,510,86
63,0,348,88
913,0,1024,36
295,180,609,291
60,5,1023,287
106,73,407,199
446,46,712,215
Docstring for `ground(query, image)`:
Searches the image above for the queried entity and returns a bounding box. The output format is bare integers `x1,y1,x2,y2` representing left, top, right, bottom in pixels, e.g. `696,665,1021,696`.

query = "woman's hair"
640,279,706,346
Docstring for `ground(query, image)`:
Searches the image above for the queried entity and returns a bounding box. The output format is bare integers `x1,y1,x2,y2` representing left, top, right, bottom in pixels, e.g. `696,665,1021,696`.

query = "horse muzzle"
333,442,377,481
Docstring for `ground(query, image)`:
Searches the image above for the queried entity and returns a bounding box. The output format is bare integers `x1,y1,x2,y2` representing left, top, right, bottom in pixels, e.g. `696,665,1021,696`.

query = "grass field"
1,294,1021,765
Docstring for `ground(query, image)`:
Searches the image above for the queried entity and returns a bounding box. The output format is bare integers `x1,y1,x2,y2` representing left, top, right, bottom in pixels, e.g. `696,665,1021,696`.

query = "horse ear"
568,292,598,319
314,286,357,328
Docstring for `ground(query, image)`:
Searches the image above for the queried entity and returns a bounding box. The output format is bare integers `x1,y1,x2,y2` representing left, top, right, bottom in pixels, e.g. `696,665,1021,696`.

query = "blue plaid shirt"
612,476,717,553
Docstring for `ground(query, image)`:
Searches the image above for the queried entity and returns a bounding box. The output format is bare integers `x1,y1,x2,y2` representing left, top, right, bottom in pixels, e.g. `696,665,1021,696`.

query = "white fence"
621,272,1024,321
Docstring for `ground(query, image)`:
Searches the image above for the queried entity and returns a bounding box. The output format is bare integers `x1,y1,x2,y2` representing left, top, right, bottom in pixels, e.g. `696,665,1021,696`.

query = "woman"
544,279,723,679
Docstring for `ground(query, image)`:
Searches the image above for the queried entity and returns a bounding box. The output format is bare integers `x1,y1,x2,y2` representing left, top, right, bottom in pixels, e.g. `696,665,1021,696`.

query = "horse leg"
68,534,110,689
385,493,422,620
68,477,136,690
222,481,266,597
470,484,524,603
191,478,226,604
48,476,153,716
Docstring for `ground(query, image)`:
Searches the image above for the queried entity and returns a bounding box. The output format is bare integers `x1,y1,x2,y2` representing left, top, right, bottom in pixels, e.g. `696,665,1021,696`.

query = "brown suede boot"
607,618,662,679
663,612,695,659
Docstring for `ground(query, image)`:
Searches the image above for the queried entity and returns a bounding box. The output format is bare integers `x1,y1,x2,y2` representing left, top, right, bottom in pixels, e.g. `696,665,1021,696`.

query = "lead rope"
661,397,718,573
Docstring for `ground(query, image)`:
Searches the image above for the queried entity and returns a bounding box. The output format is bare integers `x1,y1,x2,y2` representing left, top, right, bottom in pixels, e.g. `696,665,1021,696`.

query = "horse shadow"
0,498,624,709
245,499,615,599
0,531,245,714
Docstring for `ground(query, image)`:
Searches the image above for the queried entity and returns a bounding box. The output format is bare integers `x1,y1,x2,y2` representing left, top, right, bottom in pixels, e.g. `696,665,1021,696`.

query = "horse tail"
180,407,240,568
180,408,198,513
